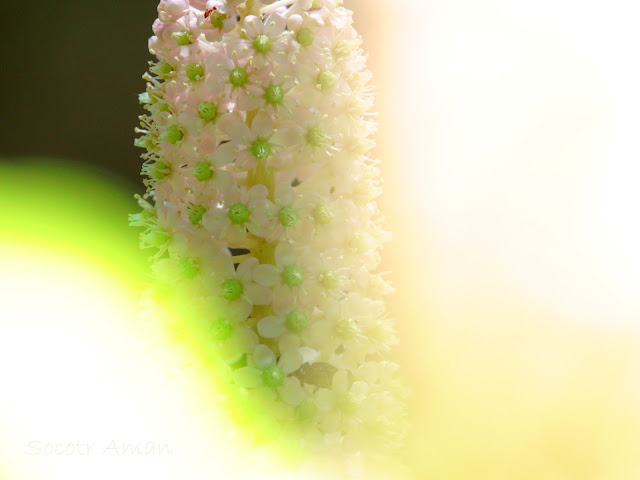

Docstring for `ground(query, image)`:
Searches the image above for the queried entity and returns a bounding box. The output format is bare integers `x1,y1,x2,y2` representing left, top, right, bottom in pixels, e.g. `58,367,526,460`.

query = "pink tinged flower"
287,12,324,50
218,111,278,170
263,181,315,243
253,65,298,114
196,1,239,42
201,184,274,244
240,13,289,67
158,0,190,23
271,108,335,165
203,45,263,110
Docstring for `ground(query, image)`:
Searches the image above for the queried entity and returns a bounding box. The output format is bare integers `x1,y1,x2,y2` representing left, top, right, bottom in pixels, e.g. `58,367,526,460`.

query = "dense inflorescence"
132,0,408,475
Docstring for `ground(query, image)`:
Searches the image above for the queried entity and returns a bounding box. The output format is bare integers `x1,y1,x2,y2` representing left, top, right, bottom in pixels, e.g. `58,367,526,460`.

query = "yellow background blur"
346,0,640,478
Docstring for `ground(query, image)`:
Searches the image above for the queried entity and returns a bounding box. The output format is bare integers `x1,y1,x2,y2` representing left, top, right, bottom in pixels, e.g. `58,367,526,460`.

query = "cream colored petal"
237,257,259,282
233,367,262,389
278,349,303,375
253,344,276,369
332,370,349,394
277,377,305,406
244,283,272,305
257,316,285,338
253,264,280,287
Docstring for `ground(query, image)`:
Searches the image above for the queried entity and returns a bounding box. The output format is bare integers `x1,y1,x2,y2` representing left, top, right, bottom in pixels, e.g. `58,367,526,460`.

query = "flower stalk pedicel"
132,0,409,476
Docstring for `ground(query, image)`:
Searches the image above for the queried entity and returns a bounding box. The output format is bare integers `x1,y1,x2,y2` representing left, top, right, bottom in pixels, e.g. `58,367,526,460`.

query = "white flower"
133,0,408,473
201,184,273,244
232,344,306,406
203,42,263,110
239,13,289,67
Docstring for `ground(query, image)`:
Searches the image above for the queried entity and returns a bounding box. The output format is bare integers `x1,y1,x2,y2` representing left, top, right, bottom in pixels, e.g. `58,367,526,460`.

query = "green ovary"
265,85,284,105
179,257,199,279
283,265,304,287
221,278,243,301
254,35,272,53
251,138,272,159
228,204,250,224
159,125,183,144
318,70,337,90
306,127,327,147
297,28,314,47
172,30,193,46
210,12,227,29
278,207,298,227
314,204,334,225
321,270,340,289
211,318,232,341
286,310,308,332
184,63,204,81
197,101,217,121
262,365,284,387
229,67,248,87
188,204,207,224
193,162,212,181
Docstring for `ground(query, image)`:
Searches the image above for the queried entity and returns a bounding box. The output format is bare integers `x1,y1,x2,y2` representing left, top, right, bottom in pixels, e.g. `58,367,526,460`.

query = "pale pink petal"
251,111,273,138
265,13,286,37
209,141,236,167
234,150,255,170
247,183,269,202
287,14,303,31
211,169,236,195
243,15,263,38
236,89,263,111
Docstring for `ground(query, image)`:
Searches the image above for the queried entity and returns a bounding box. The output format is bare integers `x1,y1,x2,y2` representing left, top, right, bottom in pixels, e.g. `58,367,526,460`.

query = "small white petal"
314,388,336,411
278,377,305,406
257,316,285,338
253,264,280,286
253,344,276,369
278,349,303,375
244,283,272,305
332,370,349,393
233,367,262,388
237,257,259,282
275,240,297,267
350,381,369,398
251,111,273,138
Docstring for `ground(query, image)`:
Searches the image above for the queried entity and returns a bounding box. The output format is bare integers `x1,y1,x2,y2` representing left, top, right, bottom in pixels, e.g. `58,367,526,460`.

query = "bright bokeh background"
0,161,328,480
2,0,640,478
348,0,640,478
